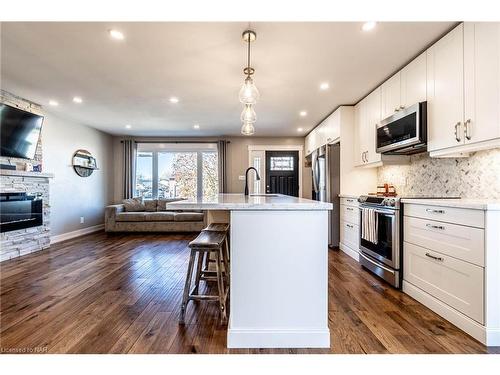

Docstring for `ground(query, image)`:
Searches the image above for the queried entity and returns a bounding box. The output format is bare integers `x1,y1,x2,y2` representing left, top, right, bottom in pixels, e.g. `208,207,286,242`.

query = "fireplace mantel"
0,170,54,178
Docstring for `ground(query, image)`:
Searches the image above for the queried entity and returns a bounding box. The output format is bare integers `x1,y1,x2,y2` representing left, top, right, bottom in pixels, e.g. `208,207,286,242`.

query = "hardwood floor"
0,231,497,354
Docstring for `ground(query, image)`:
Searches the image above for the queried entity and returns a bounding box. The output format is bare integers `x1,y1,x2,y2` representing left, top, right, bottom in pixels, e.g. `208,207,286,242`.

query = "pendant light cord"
247,35,251,77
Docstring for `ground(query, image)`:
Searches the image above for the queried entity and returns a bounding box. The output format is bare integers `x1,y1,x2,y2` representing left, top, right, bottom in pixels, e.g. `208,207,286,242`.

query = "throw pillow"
144,199,158,212
122,197,145,212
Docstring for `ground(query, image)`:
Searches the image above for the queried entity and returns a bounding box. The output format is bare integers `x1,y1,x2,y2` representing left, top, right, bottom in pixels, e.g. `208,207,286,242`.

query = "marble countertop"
166,193,333,211
401,198,500,210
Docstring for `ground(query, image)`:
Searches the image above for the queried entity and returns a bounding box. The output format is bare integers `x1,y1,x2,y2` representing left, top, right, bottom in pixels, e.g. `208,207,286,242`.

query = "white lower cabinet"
402,202,500,346
404,241,484,324
339,197,360,261
404,216,485,266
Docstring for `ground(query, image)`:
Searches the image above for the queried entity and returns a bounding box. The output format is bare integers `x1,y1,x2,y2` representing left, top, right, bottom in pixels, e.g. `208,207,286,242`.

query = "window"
135,143,218,199
136,152,153,198
270,156,294,171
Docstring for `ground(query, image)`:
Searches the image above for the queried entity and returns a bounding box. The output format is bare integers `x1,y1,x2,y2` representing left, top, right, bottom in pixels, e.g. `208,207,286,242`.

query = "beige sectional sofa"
105,198,206,233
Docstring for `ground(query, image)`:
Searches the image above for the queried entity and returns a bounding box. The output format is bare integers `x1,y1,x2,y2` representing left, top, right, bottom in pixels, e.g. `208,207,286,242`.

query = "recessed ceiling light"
297,127,304,132
299,111,307,117
319,82,330,90
169,97,179,104
125,124,132,129
109,29,125,40
362,22,377,32
193,124,200,129
72,96,83,103
48,100,59,106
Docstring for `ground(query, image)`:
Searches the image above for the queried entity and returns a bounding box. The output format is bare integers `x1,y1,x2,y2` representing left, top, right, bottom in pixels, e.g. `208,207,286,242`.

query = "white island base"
228,210,329,348
167,194,332,349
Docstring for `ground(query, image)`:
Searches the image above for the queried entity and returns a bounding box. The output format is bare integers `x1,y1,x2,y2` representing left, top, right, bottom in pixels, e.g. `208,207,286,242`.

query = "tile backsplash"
377,148,500,198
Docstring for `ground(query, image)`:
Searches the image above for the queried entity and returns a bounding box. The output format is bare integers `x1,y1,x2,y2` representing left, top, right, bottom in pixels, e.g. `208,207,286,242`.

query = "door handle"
464,119,472,140
425,208,445,214
426,223,445,230
454,122,462,142
425,252,444,262
365,151,368,163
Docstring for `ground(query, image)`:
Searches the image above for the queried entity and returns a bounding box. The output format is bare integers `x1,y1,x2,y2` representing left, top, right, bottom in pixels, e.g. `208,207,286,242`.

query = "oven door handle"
359,207,396,216
359,252,395,274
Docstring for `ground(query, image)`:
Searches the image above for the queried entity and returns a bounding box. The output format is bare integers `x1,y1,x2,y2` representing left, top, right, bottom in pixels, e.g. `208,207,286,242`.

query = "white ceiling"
1,22,455,137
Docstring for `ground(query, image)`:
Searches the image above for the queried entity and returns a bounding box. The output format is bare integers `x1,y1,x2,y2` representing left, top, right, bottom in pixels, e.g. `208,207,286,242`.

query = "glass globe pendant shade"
238,77,260,105
240,104,257,123
241,121,255,136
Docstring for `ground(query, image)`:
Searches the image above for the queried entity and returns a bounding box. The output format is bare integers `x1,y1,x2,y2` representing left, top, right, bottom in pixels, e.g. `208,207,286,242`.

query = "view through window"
135,143,218,199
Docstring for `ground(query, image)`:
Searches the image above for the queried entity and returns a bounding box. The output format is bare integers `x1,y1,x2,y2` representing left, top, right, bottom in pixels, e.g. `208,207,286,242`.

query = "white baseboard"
227,328,330,349
50,224,104,244
403,281,500,346
339,242,360,262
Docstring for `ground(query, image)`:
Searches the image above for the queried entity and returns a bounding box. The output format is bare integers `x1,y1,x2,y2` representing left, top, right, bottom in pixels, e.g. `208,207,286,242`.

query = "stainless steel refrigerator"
311,143,340,247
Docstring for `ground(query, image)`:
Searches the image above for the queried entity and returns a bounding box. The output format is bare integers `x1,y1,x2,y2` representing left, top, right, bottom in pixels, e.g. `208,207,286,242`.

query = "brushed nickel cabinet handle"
426,223,445,230
426,208,445,214
455,122,462,142
425,252,444,261
346,224,354,228
346,199,354,202
346,207,354,211
465,119,472,140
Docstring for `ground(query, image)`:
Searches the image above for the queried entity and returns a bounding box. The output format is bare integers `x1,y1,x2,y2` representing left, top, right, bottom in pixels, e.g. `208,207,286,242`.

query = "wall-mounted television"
0,103,44,160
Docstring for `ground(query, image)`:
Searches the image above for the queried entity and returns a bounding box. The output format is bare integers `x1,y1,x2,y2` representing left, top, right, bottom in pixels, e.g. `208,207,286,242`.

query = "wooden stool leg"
193,250,204,294
179,248,196,324
222,240,230,283
215,249,227,323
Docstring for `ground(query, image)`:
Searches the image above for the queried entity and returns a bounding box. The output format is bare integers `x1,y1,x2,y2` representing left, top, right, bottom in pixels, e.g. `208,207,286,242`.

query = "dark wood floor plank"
0,231,492,354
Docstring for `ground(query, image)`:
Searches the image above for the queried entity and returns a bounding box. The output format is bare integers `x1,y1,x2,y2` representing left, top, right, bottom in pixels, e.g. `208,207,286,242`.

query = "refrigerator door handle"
311,150,319,194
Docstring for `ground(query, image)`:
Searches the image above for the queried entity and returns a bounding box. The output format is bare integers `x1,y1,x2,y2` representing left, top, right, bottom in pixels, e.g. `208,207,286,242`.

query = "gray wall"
43,112,114,236
112,136,312,202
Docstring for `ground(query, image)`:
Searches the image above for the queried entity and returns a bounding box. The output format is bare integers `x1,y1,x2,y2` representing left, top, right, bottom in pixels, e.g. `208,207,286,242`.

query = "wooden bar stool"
179,230,228,324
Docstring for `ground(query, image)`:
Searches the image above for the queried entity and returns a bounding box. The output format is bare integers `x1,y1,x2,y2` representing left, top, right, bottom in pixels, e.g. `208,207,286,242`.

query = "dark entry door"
265,151,299,197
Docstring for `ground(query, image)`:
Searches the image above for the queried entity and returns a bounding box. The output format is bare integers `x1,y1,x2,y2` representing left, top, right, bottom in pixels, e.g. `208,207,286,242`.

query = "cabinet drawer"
404,216,484,266
340,197,359,207
341,221,359,251
403,242,484,324
404,204,484,228
340,204,359,225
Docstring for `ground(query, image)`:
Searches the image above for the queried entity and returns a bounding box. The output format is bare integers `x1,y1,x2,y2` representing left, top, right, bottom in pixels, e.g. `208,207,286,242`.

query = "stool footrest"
188,294,221,301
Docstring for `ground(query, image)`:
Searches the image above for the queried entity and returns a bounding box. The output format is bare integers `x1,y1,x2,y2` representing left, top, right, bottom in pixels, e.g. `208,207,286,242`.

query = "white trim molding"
247,144,304,198
227,328,330,349
51,224,104,244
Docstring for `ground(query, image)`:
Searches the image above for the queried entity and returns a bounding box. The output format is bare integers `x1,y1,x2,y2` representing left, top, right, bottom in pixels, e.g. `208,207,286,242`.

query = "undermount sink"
249,194,279,197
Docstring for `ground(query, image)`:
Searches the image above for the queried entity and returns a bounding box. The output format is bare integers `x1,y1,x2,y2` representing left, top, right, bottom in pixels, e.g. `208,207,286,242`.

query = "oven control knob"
385,199,395,207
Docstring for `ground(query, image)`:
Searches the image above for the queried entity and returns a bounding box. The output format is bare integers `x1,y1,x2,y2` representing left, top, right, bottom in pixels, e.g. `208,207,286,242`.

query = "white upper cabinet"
463,22,500,146
365,88,382,164
381,72,402,119
401,52,427,108
428,22,500,157
305,110,342,156
354,99,367,166
324,110,340,144
381,52,426,120
305,129,317,156
427,23,465,153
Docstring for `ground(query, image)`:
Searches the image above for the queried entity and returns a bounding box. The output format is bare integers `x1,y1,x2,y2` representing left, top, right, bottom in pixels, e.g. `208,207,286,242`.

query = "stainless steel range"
358,195,402,288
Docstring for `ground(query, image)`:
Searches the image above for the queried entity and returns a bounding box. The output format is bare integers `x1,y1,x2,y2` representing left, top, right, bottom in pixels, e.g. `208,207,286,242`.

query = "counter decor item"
72,149,98,177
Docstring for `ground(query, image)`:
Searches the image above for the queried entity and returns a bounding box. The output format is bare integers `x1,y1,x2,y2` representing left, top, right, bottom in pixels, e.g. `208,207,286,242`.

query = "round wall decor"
72,149,98,177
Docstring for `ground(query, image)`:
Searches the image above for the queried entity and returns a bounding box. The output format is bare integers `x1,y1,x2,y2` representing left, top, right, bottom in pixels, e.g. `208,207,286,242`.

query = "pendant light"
239,29,259,135
240,103,257,123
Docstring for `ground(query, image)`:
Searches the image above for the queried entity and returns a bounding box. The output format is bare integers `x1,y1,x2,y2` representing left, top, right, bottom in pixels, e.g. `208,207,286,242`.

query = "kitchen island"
167,193,333,349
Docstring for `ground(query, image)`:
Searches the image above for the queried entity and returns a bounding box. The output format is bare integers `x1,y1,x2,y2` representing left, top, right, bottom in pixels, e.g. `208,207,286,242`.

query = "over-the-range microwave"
376,101,427,155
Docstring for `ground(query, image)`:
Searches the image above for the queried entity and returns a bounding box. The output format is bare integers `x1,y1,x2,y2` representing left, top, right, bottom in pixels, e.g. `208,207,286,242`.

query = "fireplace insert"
0,192,43,233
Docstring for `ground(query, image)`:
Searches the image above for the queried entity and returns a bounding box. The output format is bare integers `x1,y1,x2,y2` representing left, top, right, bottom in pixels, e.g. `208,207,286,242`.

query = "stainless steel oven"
358,196,401,288
376,102,427,155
